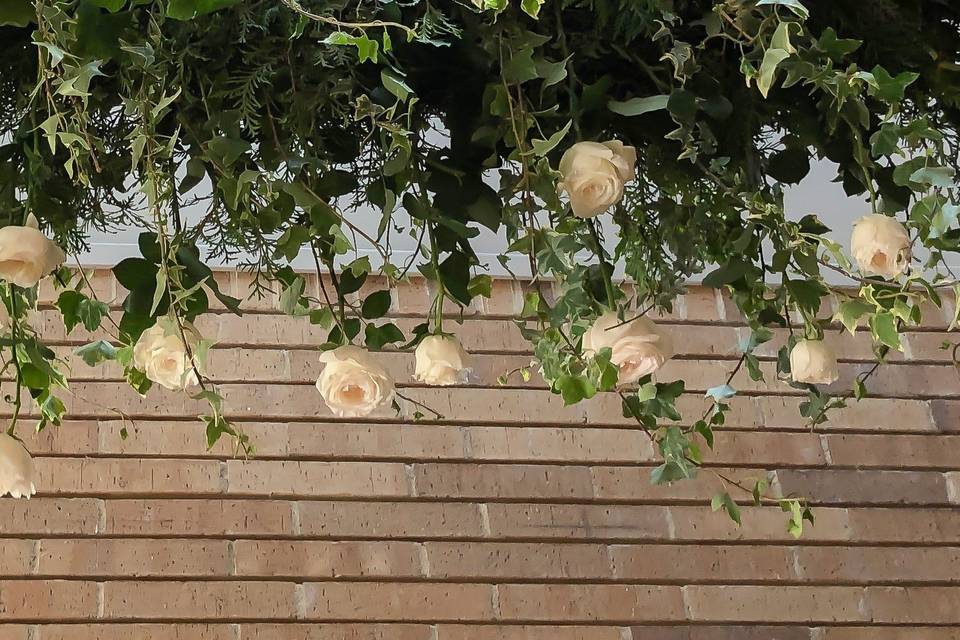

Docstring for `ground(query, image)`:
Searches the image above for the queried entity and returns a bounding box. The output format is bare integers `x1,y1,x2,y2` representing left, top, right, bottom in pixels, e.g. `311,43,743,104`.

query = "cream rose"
414,335,472,386
850,214,910,277
133,323,201,390
582,311,673,384
316,345,395,417
0,213,66,288
558,140,637,218
0,433,36,499
789,339,839,385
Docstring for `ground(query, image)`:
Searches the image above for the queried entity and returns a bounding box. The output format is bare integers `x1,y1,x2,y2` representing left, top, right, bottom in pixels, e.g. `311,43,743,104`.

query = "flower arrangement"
0,0,958,534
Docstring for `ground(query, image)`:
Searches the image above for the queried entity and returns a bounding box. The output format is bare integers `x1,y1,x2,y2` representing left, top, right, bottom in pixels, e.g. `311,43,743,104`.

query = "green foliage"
0,0,958,533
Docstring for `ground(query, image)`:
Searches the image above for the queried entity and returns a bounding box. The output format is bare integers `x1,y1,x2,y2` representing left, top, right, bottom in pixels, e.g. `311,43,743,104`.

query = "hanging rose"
850,214,910,277
558,141,637,218
316,345,395,417
582,311,673,384
0,433,36,499
789,339,839,385
0,213,67,288
414,335,472,386
133,323,202,390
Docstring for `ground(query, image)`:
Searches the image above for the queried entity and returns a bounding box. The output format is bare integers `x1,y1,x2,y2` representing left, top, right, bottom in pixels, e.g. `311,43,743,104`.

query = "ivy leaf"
361,290,392,319
705,384,736,401
79,297,109,331
786,278,827,315
467,274,493,299
75,340,118,366
279,277,305,316
381,69,412,102
869,312,901,351
438,252,472,306
530,120,572,157
870,123,900,157
555,374,596,405
816,27,861,59
702,259,751,288
909,166,955,189
834,299,873,335
608,95,669,117
711,492,742,525
755,0,809,19
520,0,544,18
364,322,405,349
757,48,791,98
870,66,919,104
931,204,960,240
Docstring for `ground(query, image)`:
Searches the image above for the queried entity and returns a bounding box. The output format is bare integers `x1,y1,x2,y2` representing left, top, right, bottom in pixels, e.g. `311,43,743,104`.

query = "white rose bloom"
316,345,395,417
850,214,910,277
789,339,839,385
414,335,472,386
558,140,637,218
133,323,200,390
0,433,36,499
0,213,67,288
582,311,673,385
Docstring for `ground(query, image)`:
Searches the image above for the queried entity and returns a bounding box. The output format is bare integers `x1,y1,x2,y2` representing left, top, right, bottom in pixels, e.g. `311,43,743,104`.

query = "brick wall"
1,270,959,638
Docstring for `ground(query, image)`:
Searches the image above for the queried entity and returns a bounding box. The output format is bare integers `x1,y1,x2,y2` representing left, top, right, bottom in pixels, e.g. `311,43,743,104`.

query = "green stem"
7,286,22,436
427,222,444,333
588,219,617,309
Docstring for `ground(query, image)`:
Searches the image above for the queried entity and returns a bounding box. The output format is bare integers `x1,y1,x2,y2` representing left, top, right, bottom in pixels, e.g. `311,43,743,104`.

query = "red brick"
424,542,610,579
0,581,98,619
591,466,771,502
929,399,960,433
103,500,292,536
796,546,960,582
287,423,464,459
297,501,484,538
760,396,934,431
413,463,594,500
610,544,795,581
102,581,297,619
630,627,811,640
240,624,434,640
35,625,235,640
16,421,99,455
464,426,655,463
684,585,867,622
37,539,230,577
822,434,960,468
0,499,100,535
226,460,409,497
0,540,35,575
865,586,960,623
437,626,624,640
497,584,685,622
485,503,672,540
35,458,223,495
707,432,825,466
402,388,586,424
776,469,950,505
669,506,852,543
302,583,495,620
234,541,423,577
846,508,960,543
814,628,960,640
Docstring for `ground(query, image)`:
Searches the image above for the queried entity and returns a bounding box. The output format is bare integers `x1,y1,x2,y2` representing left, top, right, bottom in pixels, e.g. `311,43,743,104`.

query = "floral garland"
0,0,957,536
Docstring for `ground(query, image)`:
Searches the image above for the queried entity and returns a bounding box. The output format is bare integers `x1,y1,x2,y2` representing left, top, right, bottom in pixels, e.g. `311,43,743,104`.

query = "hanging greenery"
0,0,959,533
